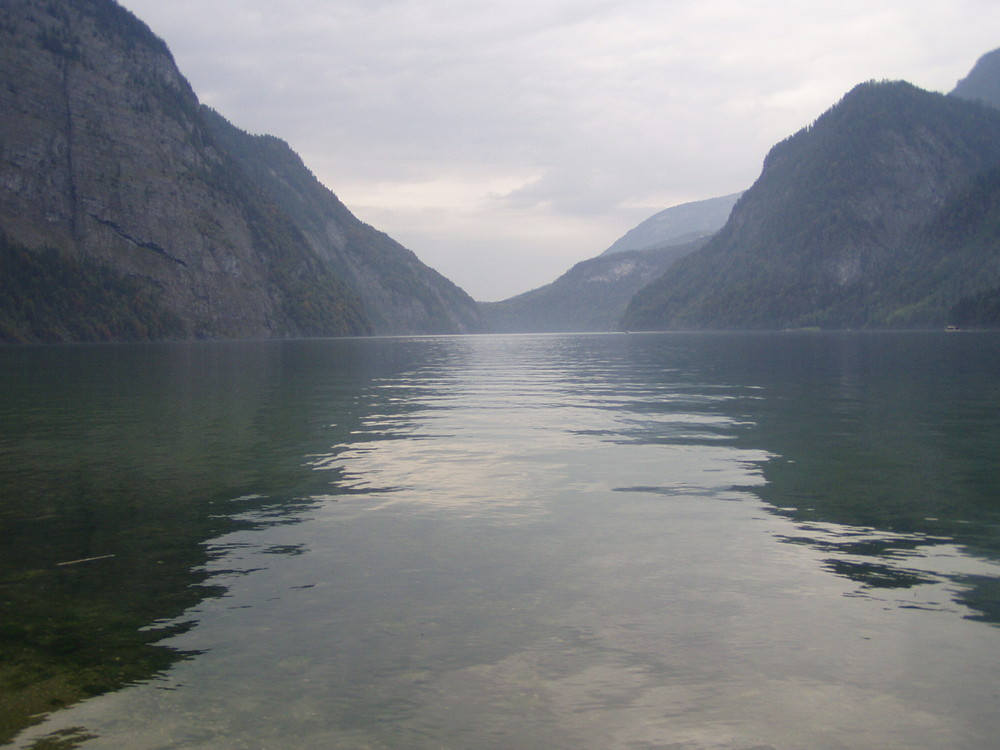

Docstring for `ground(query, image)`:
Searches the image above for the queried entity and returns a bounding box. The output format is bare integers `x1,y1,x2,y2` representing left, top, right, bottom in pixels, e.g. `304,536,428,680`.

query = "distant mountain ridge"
952,48,1000,108
481,238,707,333
601,192,742,256
0,0,482,342
479,193,740,332
622,64,1000,331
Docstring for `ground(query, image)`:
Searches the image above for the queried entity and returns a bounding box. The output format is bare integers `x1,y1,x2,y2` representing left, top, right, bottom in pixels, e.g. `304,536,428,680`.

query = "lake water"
2,331,999,749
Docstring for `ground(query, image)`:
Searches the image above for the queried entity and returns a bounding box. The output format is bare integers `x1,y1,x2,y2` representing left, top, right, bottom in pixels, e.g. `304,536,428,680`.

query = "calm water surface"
1,332,999,749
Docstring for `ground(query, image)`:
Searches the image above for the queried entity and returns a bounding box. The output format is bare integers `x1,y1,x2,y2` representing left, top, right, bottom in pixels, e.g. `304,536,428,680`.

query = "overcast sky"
119,0,999,301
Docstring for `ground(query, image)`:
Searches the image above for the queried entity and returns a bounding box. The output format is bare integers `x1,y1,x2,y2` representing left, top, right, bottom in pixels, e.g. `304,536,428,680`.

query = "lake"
1,331,999,749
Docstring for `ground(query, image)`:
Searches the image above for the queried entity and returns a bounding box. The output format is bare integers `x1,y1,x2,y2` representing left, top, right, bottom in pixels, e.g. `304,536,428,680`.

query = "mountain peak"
951,47,1000,108
601,192,743,256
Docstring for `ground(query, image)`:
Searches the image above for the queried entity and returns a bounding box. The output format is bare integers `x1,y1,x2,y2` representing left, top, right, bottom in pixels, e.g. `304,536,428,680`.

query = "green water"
1,332,999,749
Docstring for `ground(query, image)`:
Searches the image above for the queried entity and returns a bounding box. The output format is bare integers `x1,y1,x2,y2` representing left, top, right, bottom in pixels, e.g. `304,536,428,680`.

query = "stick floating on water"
56,554,116,567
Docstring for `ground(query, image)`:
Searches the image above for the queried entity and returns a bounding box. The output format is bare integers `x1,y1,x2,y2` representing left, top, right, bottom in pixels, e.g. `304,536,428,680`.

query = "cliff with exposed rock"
0,0,482,342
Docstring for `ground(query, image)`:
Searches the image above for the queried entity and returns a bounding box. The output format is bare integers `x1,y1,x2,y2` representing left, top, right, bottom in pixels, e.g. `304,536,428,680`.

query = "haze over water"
2,331,999,749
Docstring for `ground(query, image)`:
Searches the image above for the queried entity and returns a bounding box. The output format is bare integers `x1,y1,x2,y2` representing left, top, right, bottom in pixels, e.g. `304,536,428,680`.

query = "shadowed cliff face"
0,0,482,341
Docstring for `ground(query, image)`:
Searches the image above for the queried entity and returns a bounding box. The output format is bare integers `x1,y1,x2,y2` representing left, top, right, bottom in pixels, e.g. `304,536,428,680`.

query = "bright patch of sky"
120,0,1000,300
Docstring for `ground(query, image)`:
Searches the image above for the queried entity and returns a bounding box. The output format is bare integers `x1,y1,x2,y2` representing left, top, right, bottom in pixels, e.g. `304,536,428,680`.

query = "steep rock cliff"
0,0,481,341
200,110,483,335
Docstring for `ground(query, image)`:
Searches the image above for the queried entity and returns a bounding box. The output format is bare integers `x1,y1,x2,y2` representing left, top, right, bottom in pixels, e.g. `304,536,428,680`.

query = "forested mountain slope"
942,47,1000,327
622,78,1000,331
0,0,482,342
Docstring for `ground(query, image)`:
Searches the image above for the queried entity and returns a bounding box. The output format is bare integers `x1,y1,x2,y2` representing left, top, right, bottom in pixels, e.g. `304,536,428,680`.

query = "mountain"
947,44,1000,330
952,47,1000,108
601,192,742,256
931,163,1000,328
198,110,484,336
621,76,1000,331
0,0,482,342
480,238,706,333
478,193,738,332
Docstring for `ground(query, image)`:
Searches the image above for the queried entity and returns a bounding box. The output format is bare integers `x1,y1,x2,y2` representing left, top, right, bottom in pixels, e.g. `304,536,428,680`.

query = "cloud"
120,0,1000,300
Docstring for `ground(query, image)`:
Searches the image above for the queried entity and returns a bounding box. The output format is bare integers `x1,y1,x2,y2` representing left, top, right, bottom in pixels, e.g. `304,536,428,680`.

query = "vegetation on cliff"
0,232,184,343
621,81,1000,331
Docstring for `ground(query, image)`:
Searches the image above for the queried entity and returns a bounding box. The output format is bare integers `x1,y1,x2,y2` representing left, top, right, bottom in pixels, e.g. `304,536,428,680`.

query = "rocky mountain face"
199,111,483,336
480,238,705,333
0,0,482,342
601,192,742,256
622,74,1000,331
